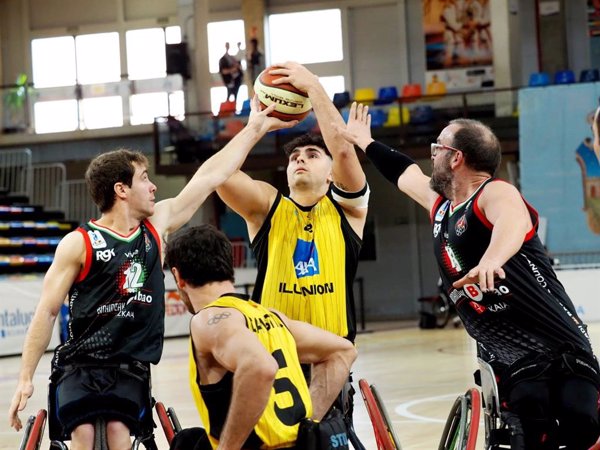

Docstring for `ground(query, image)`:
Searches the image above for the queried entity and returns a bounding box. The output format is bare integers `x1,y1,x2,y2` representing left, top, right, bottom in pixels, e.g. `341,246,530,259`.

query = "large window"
268,9,344,64
30,26,183,133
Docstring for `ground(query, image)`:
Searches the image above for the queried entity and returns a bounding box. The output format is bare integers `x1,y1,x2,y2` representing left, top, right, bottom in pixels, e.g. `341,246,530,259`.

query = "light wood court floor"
3,323,600,449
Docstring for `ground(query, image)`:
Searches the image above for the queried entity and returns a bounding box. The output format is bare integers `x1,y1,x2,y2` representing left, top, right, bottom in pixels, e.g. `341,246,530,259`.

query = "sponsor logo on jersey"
488,302,508,313
125,249,139,258
278,282,335,296
144,233,152,252
463,283,483,301
96,248,115,262
435,200,450,222
88,230,107,249
247,313,285,333
126,290,153,305
433,223,442,238
293,238,320,278
469,300,486,314
455,214,468,236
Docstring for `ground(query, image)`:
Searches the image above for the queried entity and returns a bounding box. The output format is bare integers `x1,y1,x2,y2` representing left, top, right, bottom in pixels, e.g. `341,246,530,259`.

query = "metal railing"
31,163,66,211
60,179,98,225
0,148,32,197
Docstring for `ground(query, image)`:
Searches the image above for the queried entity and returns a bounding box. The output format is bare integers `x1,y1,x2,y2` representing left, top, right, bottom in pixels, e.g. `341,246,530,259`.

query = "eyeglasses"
431,143,461,157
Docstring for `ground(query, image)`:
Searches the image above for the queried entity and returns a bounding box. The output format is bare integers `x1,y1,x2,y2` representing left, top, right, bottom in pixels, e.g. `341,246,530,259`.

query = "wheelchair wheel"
19,410,47,450
371,384,402,450
359,379,398,450
155,401,180,444
438,388,480,450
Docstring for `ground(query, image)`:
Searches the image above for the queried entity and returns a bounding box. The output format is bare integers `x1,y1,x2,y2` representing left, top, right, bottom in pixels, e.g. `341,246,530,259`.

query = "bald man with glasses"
335,103,600,450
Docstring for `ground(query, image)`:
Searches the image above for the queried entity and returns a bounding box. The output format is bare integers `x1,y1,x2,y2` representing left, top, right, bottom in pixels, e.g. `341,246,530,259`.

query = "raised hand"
247,94,298,134
333,102,374,150
268,62,319,93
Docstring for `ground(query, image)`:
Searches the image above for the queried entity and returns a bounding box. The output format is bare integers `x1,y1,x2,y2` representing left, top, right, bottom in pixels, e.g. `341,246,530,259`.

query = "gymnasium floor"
2,322,600,449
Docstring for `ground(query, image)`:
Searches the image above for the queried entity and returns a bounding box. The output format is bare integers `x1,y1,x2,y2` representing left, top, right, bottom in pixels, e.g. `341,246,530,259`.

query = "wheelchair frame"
19,401,181,450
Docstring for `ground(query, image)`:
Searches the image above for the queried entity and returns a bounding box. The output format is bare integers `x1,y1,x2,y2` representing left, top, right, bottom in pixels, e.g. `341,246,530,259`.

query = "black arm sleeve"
364,141,416,185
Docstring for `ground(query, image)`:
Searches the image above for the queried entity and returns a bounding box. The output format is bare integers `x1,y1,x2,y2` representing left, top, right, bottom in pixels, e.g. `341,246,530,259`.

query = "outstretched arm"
8,231,83,431
335,102,438,211
453,182,532,291
270,62,366,194
278,312,357,420
192,308,278,449
151,96,296,238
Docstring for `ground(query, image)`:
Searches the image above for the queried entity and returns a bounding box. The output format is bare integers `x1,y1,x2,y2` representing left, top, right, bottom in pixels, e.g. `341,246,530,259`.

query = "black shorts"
49,362,151,441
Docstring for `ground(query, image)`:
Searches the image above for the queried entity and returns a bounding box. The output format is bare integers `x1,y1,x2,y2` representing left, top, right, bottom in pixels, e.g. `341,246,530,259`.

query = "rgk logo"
96,248,115,262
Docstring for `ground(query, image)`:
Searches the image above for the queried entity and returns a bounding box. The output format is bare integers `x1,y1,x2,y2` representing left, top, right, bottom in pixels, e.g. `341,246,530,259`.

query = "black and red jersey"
431,178,593,369
52,219,165,368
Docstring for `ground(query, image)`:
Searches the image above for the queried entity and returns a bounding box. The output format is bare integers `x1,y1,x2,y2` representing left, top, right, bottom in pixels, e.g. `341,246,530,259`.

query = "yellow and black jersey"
251,190,362,341
189,293,312,449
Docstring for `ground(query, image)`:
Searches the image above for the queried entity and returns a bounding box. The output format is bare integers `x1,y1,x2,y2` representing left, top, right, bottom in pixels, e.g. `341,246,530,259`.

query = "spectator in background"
247,38,265,85
219,42,243,102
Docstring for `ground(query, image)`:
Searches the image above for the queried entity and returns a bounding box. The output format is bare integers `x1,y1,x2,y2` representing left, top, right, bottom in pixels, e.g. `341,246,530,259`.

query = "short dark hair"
282,133,331,158
85,149,148,212
165,225,235,288
449,118,501,176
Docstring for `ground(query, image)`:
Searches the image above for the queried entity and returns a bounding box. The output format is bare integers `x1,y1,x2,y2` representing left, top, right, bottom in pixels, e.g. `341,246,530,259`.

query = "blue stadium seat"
370,108,387,128
237,99,251,116
333,91,351,109
374,86,398,105
410,105,434,124
528,72,550,87
553,70,575,85
579,69,600,83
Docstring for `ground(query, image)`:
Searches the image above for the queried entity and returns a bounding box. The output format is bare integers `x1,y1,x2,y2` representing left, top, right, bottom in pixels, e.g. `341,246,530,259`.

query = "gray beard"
430,171,453,198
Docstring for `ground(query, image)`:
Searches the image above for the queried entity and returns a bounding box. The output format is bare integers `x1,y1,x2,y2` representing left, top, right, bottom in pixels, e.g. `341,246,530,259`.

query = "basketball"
253,66,312,121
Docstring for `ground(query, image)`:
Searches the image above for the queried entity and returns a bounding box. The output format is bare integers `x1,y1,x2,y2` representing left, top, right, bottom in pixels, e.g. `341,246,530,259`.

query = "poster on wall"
520,84,600,256
422,0,494,90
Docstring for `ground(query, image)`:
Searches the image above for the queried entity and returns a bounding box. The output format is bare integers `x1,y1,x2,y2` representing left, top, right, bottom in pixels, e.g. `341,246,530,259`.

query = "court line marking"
394,393,461,424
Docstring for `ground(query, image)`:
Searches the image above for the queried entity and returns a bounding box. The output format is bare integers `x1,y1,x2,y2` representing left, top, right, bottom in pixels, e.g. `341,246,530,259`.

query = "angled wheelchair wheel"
19,409,47,450
438,388,480,450
359,379,399,450
371,384,402,450
155,401,181,444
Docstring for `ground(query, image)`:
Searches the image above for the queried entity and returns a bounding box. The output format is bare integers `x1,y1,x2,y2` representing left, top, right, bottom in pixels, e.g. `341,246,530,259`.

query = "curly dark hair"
85,149,148,212
449,118,501,176
282,133,331,158
165,225,235,290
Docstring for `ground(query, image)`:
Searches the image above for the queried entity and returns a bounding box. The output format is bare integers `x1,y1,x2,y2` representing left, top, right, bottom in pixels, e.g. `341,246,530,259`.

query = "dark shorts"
49,362,151,441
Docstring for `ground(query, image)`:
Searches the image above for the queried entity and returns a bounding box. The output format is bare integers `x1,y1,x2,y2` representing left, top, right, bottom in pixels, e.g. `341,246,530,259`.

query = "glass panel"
130,92,168,125
168,90,185,118
34,100,79,133
269,9,343,64
210,85,248,115
81,96,123,129
165,26,182,44
206,20,245,74
126,28,167,80
76,32,121,84
318,76,345,100
31,36,76,88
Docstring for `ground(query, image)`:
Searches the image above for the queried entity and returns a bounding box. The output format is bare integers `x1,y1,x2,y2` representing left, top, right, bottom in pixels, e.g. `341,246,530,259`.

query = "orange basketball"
253,66,312,121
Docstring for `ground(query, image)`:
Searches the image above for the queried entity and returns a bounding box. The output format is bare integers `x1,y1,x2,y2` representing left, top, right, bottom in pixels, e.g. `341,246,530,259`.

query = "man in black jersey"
335,103,600,449
7,97,297,449
164,225,356,450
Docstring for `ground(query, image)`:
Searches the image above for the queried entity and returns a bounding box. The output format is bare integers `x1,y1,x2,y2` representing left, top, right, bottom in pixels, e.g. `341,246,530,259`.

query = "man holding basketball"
336,104,600,449
216,61,368,444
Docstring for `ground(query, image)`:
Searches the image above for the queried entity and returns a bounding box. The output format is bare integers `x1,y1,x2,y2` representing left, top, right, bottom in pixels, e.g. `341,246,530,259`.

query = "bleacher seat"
410,105,434,124
401,84,422,101
579,69,600,83
426,79,447,96
237,99,251,116
370,109,387,128
374,86,398,105
354,87,377,104
553,70,575,85
333,91,351,109
218,100,236,117
528,72,550,87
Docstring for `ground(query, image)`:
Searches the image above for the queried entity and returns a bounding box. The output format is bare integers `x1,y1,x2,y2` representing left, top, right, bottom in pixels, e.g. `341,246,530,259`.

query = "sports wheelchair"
358,378,401,450
18,400,181,450
438,358,600,450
